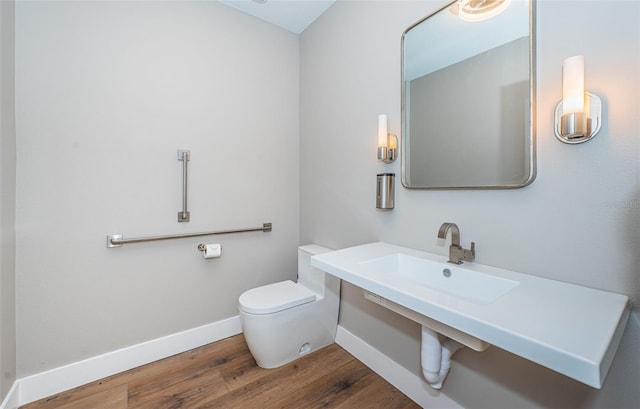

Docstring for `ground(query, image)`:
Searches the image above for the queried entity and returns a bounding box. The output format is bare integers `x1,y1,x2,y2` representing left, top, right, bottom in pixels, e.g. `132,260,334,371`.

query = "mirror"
401,0,535,189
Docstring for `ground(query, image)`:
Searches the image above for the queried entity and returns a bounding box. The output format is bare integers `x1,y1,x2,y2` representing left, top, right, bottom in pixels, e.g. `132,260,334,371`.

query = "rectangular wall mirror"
401,0,536,189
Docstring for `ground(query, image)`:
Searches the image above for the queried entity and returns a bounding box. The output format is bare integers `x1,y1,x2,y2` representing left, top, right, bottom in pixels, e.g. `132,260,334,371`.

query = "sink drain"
443,268,452,277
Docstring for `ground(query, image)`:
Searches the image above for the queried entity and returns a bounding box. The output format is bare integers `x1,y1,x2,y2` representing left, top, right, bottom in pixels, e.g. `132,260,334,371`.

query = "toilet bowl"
238,244,340,368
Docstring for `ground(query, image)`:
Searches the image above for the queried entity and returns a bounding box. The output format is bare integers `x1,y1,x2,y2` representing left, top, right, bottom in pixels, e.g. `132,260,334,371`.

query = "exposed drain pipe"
421,325,464,390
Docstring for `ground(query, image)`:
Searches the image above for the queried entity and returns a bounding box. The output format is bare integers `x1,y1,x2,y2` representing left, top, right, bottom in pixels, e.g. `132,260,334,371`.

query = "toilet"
238,244,340,368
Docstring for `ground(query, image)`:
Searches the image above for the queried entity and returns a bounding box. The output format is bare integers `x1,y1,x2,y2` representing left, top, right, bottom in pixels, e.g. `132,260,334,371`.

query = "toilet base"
240,300,337,369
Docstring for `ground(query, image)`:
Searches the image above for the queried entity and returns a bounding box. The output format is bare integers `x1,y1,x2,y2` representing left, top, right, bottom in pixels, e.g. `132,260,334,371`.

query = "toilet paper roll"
203,243,222,259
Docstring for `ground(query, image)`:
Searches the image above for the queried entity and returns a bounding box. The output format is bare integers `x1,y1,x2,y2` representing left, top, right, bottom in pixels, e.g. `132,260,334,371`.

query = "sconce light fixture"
456,0,511,22
554,55,602,144
377,114,398,163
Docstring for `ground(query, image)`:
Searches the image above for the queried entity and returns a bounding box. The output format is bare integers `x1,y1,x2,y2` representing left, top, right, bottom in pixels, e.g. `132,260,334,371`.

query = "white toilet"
238,244,340,368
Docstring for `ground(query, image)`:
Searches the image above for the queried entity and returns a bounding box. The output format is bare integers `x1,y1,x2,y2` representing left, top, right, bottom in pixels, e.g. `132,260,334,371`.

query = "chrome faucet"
437,222,475,265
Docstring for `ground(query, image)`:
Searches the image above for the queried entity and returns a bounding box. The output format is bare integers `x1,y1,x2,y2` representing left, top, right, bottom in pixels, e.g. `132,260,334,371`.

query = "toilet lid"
239,280,316,315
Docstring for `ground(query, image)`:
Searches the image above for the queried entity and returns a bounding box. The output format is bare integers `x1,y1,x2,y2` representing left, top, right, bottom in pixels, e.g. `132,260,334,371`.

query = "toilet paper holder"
198,243,222,259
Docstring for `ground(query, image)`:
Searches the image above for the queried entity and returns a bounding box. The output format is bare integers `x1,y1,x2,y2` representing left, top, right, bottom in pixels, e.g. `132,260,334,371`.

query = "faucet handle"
463,242,476,262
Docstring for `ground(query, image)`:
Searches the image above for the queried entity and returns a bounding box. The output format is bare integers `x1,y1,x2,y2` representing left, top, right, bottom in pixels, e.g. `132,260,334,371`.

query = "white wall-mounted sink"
311,242,630,389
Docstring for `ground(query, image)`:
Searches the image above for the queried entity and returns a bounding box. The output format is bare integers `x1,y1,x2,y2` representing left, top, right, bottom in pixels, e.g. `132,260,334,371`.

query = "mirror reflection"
401,0,535,189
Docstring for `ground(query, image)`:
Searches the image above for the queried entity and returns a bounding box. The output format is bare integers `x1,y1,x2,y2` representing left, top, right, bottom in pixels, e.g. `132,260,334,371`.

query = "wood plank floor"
20,334,421,409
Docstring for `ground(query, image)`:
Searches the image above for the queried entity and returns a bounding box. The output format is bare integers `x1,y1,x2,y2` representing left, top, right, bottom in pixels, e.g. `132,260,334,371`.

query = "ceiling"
218,0,336,34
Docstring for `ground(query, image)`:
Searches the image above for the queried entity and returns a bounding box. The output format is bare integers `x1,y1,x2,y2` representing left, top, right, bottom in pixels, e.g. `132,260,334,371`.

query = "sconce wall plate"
554,91,602,144
378,133,398,163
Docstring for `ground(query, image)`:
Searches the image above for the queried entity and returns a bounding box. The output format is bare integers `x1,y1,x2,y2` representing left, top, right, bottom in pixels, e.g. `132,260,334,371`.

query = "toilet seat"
239,280,316,315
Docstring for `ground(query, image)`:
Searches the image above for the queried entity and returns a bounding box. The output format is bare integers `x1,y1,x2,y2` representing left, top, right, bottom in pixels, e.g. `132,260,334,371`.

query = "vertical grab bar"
178,149,190,222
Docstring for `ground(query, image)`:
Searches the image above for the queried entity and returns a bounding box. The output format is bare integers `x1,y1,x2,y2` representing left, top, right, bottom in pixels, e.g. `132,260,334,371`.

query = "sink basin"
311,242,630,388
360,254,519,304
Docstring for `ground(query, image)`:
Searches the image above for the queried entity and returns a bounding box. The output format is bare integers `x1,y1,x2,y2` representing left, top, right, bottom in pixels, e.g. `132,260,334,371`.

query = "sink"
360,253,519,304
311,242,630,388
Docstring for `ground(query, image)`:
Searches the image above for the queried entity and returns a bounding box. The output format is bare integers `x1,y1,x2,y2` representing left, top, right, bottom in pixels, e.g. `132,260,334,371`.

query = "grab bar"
177,149,190,222
107,222,272,248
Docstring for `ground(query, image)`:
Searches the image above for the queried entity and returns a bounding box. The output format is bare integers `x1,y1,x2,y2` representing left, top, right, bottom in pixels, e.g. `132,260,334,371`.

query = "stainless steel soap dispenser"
376,173,395,210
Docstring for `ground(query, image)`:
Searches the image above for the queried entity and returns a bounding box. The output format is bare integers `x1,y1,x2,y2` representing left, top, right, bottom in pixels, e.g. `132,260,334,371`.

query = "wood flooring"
20,334,420,409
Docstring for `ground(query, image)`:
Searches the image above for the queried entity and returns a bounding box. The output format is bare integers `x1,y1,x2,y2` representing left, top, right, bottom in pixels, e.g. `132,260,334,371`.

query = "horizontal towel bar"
107,222,272,248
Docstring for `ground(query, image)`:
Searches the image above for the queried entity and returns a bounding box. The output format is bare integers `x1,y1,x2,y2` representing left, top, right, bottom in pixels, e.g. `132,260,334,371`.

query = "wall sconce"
377,114,398,163
456,0,512,22
554,55,602,144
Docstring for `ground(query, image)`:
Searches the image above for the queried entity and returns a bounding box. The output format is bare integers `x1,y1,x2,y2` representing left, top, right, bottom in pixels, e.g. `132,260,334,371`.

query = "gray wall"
0,0,17,401
300,0,640,408
15,1,300,377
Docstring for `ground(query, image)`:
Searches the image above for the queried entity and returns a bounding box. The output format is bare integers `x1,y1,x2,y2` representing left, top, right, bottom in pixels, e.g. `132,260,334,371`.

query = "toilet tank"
298,244,332,296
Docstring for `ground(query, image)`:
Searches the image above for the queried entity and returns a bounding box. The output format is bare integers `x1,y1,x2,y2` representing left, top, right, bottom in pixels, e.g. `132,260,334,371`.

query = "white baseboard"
0,382,19,409
335,326,463,409
3,319,461,409
11,316,241,407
